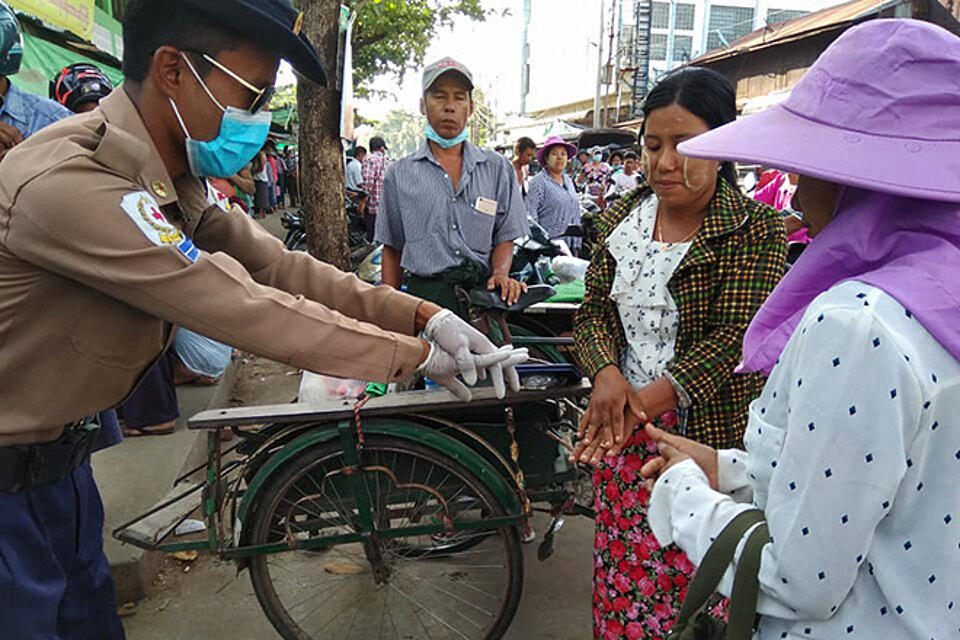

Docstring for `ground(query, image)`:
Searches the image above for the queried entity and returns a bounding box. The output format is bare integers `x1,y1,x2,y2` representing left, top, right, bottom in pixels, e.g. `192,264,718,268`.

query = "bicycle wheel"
247,435,524,640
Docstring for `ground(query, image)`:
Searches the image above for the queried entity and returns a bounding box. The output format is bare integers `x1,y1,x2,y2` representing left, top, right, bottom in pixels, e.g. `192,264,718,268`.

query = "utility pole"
520,0,531,115
604,0,618,126
665,0,677,71
615,0,624,122
593,0,605,128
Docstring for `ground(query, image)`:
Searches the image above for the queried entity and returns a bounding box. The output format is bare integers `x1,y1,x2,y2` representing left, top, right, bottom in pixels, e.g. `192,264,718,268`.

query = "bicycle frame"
113,381,590,562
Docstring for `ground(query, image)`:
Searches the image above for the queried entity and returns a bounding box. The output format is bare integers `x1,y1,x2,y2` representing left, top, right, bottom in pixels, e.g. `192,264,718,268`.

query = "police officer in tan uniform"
0,1,524,637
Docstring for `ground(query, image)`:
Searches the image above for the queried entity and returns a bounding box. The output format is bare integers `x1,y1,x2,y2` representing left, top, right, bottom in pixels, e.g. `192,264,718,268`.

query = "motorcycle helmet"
0,1,22,77
49,63,113,113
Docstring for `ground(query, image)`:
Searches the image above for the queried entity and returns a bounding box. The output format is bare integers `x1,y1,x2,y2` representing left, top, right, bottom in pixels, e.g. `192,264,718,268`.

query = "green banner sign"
15,30,123,100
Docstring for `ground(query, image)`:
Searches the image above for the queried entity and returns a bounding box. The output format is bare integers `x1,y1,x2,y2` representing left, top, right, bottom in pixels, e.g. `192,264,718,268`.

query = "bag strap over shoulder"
674,509,766,633
725,518,770,638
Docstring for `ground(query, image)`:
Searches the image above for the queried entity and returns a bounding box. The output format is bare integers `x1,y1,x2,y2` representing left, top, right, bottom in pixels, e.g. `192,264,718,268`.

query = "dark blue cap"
182,0,326,85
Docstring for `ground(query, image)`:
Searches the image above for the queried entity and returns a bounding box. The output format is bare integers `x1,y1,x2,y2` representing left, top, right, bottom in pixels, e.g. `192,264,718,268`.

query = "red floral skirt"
592,426,709,640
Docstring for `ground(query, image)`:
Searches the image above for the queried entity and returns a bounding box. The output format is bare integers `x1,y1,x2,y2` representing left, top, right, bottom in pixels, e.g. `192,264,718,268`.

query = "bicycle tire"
246,435,524,640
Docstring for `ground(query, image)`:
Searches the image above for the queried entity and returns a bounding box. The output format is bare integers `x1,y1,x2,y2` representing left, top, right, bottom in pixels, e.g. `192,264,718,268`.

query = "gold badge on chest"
150,180,169,199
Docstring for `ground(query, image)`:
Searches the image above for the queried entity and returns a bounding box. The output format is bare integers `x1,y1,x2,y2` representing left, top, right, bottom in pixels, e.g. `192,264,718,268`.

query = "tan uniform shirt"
0,89,425,446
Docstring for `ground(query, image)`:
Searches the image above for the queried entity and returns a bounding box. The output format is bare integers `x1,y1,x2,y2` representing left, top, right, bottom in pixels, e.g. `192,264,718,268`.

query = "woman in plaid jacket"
570,68,786,639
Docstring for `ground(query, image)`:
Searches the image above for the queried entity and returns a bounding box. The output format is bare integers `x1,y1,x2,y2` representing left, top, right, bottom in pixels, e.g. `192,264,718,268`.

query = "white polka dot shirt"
648,281,960,639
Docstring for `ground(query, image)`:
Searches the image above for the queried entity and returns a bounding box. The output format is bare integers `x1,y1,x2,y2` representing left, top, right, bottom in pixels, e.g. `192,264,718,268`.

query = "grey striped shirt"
525,170,581,239
375,141,529,276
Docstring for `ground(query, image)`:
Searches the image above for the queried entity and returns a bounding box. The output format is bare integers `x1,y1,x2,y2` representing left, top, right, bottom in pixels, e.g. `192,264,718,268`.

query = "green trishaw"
116,358,592,639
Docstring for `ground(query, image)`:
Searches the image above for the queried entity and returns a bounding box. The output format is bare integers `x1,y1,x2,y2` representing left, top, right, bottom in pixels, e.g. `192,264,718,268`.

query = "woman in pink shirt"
754,171,810,244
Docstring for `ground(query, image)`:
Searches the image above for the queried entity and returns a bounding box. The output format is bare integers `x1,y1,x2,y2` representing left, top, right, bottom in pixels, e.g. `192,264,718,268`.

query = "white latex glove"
488,347,530,398
424,309,527,394
418,342,520,401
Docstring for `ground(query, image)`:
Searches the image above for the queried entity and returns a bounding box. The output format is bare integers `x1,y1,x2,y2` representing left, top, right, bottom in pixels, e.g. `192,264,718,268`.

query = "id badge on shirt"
474,197,498,216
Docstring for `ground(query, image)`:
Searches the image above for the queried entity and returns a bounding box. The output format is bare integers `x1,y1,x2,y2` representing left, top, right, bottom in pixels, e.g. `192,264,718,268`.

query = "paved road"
122,512,594,640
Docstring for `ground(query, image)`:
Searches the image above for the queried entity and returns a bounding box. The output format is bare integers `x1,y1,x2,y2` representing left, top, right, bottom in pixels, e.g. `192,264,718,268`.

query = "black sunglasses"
183,51,275,115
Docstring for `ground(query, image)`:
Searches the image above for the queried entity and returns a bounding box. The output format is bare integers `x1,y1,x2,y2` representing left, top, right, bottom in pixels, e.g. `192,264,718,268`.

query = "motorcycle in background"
280,190,376,270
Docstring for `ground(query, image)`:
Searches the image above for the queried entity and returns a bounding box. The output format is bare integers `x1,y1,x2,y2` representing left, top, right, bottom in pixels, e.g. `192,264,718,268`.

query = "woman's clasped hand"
570,365,647,464
638,424,718,492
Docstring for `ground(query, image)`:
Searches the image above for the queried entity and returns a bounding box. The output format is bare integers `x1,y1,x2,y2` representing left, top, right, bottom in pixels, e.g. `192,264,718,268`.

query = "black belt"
0,420,99,493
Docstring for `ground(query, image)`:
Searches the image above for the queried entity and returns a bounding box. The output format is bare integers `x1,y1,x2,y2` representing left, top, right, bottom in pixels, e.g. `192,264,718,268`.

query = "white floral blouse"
607,193,691,389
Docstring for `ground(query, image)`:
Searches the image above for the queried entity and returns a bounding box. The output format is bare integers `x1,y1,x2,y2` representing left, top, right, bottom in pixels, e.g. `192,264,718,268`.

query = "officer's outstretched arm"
7,175,423,384
191,202,420,336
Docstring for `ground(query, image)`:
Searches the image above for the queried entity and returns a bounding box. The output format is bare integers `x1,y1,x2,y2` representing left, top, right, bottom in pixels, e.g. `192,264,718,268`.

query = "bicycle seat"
468,284,556,312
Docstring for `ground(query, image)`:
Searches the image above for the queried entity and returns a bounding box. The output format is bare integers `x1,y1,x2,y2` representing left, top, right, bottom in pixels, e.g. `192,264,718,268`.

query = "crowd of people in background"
248,141,298,218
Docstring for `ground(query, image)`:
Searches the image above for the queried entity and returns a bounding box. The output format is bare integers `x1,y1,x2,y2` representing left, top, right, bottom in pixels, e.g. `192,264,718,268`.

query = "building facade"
691,0,960,105
621,0,840,88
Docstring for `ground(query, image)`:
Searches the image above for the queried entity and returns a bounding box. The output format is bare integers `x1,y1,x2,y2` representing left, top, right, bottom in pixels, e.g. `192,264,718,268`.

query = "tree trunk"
298,0,350,269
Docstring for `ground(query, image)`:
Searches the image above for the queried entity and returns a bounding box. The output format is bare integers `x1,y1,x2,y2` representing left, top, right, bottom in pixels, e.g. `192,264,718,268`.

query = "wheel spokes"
254,442,518,639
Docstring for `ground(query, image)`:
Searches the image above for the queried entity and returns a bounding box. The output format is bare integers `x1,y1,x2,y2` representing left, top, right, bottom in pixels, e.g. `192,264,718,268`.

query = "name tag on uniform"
474,197,498,216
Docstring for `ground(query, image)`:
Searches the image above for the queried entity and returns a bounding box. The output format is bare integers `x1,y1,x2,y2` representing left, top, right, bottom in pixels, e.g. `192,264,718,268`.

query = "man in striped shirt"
361,136,389,241
376,57,529,317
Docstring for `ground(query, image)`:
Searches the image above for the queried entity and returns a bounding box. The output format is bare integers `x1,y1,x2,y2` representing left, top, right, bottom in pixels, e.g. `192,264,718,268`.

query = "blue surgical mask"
593,153,603,163
425,122,469,149
170,56,271,178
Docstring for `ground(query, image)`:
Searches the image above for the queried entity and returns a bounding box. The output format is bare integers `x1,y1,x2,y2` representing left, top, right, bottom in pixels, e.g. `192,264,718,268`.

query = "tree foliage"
270,84,298,109
349,0,490,93
372,109,426,157
469,87,496,148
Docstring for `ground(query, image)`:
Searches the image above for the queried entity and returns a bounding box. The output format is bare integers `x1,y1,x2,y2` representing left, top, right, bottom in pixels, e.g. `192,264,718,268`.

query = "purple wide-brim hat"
537,136,578,166
678,19,960,203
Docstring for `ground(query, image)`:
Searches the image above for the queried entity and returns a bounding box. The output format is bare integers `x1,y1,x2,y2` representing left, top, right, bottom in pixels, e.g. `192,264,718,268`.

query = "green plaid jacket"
574,179,787,449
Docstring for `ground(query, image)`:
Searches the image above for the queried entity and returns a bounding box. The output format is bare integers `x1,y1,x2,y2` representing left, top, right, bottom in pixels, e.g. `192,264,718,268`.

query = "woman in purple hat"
641,19,960,639
525,136,582,253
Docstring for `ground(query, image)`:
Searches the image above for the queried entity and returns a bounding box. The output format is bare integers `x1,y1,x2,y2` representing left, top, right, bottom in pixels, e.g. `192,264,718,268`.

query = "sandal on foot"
122,420,176,437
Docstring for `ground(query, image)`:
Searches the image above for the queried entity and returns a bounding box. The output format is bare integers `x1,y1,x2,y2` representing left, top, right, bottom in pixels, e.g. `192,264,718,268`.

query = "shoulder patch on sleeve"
204,180,233,213
120,191,199,263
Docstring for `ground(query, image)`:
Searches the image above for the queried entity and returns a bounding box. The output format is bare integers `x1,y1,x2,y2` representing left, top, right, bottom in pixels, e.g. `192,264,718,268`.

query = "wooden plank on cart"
114,481,203,549
189,380,592,430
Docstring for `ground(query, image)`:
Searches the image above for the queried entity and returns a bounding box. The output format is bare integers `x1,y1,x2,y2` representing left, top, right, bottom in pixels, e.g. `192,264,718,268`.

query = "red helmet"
49,63,113,113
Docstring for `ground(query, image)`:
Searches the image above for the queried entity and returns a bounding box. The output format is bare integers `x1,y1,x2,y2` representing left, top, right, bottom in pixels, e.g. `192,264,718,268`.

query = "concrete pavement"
93,363,239,604
121,511,594,639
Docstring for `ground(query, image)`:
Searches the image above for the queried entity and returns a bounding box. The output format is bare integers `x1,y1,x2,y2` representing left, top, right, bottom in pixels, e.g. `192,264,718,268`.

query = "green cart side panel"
238,418,525,525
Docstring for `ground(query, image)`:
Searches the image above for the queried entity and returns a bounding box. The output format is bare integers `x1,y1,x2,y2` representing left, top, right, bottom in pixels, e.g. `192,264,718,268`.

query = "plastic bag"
173,329,233,378
298,371,367,404
551,256,589,283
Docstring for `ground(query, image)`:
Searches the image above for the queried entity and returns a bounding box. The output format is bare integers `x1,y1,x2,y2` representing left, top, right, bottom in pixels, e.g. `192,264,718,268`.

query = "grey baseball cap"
422,57,474,93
